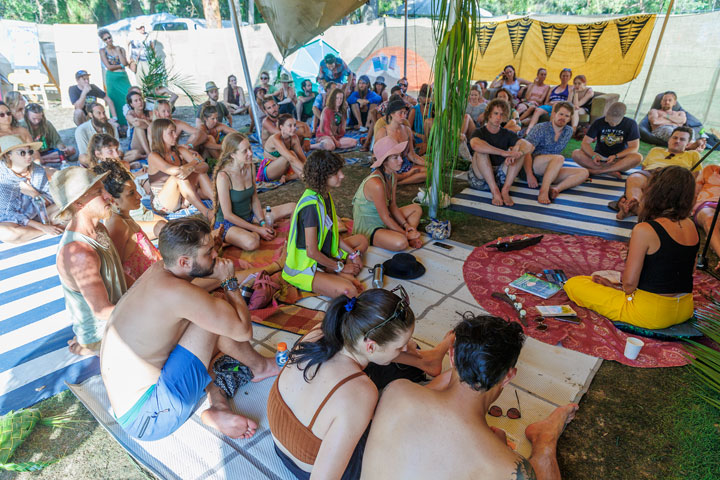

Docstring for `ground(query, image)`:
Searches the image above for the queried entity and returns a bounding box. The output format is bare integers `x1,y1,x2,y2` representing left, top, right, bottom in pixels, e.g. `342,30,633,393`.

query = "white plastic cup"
624,337,644,360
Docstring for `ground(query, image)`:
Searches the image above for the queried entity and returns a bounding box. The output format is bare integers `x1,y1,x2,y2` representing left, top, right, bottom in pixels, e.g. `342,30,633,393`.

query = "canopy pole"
702,63,719,124
633,0,675,121
404,0,408,78
429,0,457,219
229,0,263,139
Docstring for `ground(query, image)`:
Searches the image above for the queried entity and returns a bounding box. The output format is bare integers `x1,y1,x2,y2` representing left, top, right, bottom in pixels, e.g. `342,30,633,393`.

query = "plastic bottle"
264,206,274,229
275,342,289,368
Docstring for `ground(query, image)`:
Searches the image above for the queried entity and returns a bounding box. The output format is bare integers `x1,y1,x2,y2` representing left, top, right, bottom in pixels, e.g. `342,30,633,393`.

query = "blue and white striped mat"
450,161,638,241
0,235,99,415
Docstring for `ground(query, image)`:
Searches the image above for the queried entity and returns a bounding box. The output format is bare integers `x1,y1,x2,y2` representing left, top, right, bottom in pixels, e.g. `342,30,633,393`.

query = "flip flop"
608,195,624,212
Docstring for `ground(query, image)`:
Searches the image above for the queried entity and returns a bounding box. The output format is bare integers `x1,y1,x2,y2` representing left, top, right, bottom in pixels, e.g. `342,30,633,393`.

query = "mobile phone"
551,316,581,325
433,241,454,250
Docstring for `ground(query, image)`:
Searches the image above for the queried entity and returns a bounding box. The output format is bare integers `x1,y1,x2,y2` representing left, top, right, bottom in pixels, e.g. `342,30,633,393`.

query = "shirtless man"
469,99,533,206
51,167,127,356
153,99,207,151
101,216,279,441
261,97,311,150
362,314,579,480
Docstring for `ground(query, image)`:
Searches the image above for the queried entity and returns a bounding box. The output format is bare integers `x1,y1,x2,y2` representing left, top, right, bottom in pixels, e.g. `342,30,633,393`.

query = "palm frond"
684,295,720,410
425,0,479,218
141,39,202,106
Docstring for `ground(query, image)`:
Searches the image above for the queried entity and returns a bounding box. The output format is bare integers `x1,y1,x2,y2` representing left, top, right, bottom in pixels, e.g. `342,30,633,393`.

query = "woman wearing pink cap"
352,136,423,250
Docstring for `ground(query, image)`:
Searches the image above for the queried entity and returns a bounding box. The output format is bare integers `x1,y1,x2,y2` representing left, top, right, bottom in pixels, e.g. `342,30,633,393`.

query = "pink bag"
248,270,280,310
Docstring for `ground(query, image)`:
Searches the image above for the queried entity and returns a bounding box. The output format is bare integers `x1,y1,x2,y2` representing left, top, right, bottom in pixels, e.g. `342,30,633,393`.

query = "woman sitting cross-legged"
312,88,358,152
212,132,295,251
0,135,64,243
352,137,423,251
260,114,306,184
564,166,699,329
282,150,369,298
147,118,214,218
92,160,165,282
267,288,453,480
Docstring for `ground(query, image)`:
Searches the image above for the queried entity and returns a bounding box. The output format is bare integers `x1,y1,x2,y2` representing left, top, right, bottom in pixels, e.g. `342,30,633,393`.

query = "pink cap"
371,136,408,169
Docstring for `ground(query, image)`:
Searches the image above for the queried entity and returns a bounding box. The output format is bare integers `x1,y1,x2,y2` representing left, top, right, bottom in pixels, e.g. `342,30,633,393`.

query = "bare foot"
538,189,551,205
616,196,630,220
714,261,720,272
525,403,579,447
609,171,623,179
67,337,99,357
491,193,504,206
409,237,423,249
501,190,514,207
419,331,454,377
250,355,281,383
201,405,258,439
549,187,559,201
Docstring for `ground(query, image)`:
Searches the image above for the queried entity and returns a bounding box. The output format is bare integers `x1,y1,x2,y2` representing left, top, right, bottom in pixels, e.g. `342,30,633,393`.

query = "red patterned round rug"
463,234,719,367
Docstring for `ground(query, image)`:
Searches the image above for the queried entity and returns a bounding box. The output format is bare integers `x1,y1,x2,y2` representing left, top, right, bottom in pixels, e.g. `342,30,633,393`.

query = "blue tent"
289,39,339,91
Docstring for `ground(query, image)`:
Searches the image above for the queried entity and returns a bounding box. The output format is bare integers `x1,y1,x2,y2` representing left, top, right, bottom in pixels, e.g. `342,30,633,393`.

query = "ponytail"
288,289,415,382
289,294,351,382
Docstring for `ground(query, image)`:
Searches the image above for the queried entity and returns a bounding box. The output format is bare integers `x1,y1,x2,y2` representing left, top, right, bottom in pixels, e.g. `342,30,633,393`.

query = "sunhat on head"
205,81,219,92
49,166,109,215
605,102,627,124
279,72,292,83
386,99,408,117
371,136,407,169
374,76,386,86
358,75,371,84
0,135,42,159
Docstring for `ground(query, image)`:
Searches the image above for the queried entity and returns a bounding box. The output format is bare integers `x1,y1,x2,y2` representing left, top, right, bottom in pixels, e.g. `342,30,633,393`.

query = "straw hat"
49,166,109,214
371,136,407,169
0,135,42,160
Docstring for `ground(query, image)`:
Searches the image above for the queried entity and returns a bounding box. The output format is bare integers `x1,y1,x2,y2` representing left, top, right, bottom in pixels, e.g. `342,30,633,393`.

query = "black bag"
212,355,254,398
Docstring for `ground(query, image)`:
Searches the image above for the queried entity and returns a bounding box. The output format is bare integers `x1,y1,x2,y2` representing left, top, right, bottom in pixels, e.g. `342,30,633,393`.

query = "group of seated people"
1,53,719,479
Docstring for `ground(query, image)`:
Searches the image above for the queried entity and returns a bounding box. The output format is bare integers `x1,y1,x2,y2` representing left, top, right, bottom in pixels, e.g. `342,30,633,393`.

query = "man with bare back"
361,314,578,480
261,97,312,150
101,216,279,441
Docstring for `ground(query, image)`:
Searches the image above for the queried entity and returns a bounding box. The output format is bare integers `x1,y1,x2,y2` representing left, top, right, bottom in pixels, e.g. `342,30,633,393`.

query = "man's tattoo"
511,457,537,480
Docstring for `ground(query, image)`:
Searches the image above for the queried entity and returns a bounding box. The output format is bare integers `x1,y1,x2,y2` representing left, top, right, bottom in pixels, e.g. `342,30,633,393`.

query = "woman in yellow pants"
564,166,698,330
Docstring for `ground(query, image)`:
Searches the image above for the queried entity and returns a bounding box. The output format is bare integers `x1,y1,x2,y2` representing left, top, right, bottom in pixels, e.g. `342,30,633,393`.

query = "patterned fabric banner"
473,14,656,85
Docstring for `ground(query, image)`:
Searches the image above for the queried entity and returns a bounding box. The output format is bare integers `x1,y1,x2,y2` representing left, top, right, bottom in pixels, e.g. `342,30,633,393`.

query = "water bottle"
33,196,49,225
371,264,384,289
275,342,289,368
264,206,274,229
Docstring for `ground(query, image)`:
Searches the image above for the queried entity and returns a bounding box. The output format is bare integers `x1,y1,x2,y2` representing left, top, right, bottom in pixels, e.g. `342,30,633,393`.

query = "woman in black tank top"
564,166,698,330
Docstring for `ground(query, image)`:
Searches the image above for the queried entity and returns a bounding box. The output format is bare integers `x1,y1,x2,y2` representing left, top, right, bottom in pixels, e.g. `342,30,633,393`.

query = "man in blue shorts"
101,216,279,441
524,102,589,204
469,98,533,206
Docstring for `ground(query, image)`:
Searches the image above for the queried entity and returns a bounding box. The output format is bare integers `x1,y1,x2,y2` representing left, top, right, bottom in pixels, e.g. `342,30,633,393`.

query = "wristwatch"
335,260,345,273
221,276,239,291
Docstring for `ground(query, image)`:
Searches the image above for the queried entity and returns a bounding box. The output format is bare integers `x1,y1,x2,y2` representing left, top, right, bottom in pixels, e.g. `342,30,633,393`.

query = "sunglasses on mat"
364,285,410,340
488,390,522,419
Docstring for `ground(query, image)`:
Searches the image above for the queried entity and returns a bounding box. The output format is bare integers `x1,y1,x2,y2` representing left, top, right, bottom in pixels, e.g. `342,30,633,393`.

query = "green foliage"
140,40,201,104
477,0,716,15
425,0,479,219
685,295,720,410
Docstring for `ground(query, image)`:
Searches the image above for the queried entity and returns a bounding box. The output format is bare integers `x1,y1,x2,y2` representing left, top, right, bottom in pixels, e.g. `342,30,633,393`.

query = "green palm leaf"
684,297,720,410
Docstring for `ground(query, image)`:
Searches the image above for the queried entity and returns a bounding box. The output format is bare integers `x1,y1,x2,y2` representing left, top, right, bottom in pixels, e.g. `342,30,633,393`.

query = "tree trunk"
203,0,222,28
129,0,144,16
105,0,121,20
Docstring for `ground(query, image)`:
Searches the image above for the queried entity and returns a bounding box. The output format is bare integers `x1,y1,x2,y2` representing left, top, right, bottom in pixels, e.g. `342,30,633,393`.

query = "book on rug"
536,305,577,317
509,274,562,299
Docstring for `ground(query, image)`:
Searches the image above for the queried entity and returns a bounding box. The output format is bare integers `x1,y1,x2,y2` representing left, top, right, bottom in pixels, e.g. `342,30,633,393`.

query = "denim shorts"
117,344,211,441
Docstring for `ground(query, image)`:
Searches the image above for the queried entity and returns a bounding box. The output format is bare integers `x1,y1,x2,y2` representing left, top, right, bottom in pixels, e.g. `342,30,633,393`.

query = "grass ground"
3,106,719,479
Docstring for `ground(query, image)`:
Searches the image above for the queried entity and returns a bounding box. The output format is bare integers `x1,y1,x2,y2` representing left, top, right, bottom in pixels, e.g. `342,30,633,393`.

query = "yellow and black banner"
473,14,656,85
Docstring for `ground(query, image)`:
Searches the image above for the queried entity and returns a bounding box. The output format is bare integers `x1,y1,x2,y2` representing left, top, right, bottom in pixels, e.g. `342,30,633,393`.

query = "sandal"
607,196,623,212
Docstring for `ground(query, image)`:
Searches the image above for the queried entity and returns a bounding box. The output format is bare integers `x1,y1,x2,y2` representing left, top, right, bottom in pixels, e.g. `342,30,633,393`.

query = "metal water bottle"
371,264,384,289
33,196,49,224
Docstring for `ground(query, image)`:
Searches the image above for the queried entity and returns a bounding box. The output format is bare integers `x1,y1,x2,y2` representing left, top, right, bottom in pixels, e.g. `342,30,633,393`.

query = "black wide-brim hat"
383,253,426,280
